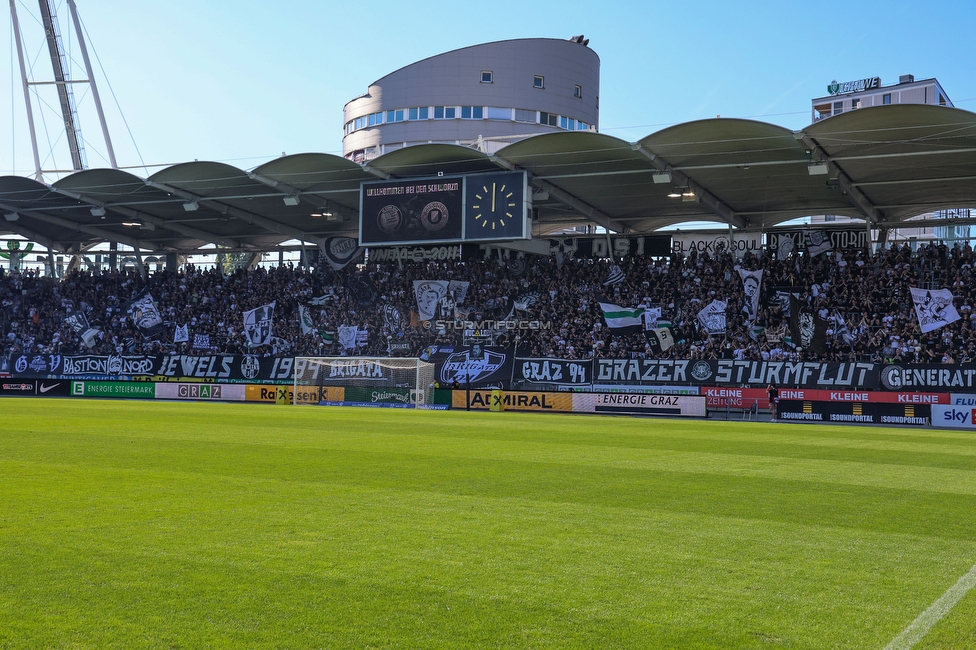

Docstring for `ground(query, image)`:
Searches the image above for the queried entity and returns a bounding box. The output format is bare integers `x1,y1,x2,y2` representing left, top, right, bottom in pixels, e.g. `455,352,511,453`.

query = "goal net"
293,357,435,408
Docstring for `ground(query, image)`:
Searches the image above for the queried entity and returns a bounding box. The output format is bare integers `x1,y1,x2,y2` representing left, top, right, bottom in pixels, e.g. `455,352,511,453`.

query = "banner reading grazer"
594,359,880,389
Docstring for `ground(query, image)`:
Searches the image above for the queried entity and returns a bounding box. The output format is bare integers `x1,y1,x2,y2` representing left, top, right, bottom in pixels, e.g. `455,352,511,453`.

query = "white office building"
342,37,600,163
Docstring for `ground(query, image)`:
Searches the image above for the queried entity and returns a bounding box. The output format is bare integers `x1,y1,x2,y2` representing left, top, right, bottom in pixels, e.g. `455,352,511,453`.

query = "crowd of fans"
2,239,976,365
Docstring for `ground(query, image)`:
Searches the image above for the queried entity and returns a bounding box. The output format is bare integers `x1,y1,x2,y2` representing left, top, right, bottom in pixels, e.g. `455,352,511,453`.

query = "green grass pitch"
2,399,976,649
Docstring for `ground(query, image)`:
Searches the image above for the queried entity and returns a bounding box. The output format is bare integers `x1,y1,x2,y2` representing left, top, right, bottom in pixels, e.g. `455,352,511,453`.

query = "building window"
481,71,493,83
533,75,545,89
852,98,861,110
488,107,511,121
539,111,557,126
577,121,589,131
433,106,456,119
409,107,418,120
408,107,429,120
514,109,535,123
560,116,576,130
883,93,891,105
833,101,844,115
825,214,836,222
574,84,582,98
461,106,484,119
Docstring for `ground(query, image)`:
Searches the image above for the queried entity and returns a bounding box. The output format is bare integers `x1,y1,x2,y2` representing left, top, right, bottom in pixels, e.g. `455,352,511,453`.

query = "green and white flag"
599,301,645,335
298,304,315,335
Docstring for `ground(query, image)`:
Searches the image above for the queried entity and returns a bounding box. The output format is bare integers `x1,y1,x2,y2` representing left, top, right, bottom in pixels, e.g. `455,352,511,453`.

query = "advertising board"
451,390,573,412
70,381,155,399
154,383,245,401
931,405,976,429
777,400,929,425
573,393,706,417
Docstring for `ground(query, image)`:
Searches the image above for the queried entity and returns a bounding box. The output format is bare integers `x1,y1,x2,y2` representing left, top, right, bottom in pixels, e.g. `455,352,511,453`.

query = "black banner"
768,229,869,254
11,353,296,383
546,235,672,259
879,364,976,391
593,359,880,389
360,176,463,245
778,400,929,425
154,355,296,382
420,345,515,388
0,379,71,397
513,358,592,386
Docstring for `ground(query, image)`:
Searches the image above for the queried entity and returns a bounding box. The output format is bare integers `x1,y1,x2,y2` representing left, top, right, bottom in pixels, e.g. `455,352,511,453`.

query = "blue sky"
2,0,974,178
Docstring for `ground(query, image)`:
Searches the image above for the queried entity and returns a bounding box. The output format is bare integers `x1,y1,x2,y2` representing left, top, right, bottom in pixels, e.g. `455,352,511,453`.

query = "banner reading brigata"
420,345,515,388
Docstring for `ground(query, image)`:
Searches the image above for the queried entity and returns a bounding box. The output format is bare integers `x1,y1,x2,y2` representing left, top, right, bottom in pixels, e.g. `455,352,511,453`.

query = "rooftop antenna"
9,0,117,181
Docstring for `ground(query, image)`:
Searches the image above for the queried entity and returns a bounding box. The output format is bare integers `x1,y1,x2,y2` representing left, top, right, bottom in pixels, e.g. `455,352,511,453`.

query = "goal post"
292,357,435,408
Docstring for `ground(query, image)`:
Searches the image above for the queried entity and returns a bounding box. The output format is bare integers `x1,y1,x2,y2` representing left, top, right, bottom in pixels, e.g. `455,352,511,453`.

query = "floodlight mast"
9,0,118,181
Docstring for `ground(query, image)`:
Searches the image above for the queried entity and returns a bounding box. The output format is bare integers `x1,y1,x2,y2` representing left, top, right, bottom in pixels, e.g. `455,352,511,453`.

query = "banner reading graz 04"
514,358,592,386
594,359,880,389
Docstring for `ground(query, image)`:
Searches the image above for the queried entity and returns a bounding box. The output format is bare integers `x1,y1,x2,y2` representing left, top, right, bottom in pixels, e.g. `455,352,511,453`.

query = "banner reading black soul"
360,176,464,245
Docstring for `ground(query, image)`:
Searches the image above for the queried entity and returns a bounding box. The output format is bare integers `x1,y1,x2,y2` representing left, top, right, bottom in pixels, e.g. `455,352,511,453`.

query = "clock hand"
492,183,496,212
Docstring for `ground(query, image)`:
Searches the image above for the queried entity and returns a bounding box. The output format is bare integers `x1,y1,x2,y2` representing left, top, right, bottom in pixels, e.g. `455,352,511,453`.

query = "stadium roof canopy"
1,104,976,255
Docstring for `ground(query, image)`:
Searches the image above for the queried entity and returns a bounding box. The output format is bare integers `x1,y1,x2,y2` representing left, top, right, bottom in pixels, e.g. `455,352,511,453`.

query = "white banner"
338,325,359,350
910,287,960,333
697,299,727,335
738,269,762,322
414,280,449,321
243,302,276,346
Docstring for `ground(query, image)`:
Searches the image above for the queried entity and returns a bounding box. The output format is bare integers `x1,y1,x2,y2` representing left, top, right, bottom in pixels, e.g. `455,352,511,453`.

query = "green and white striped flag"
599,301,645,335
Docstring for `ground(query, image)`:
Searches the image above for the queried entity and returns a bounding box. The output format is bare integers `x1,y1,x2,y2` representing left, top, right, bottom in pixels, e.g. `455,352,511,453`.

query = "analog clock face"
471,182,517,232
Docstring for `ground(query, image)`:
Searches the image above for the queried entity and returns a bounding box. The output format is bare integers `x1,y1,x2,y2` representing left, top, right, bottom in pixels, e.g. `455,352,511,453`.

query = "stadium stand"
2,239,975,365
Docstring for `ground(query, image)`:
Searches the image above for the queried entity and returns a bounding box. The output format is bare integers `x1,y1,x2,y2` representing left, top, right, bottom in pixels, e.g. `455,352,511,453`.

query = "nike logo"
39,383,61,393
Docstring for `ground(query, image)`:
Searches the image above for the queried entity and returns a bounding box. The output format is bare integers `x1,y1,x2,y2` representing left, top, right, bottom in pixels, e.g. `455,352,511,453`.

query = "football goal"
292,357,435,408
